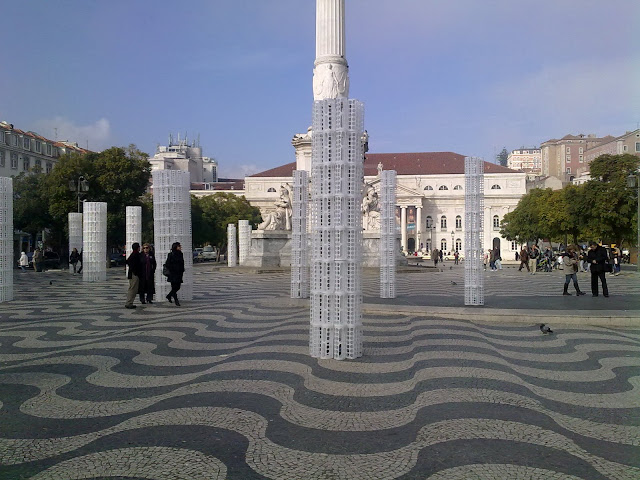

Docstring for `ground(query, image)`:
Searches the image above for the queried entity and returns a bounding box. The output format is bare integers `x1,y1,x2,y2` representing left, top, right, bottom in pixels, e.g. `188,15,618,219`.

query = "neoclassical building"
240,151,527,259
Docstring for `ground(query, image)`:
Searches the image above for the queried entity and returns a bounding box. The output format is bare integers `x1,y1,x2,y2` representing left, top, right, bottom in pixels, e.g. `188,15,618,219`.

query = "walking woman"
138,243,157,304
18,252,29,272
165,242,185,306
69,248,80,274
562,245,586,296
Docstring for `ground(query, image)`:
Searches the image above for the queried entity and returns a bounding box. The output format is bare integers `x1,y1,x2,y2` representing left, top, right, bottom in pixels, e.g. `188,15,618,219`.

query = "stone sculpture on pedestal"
258,183,293,231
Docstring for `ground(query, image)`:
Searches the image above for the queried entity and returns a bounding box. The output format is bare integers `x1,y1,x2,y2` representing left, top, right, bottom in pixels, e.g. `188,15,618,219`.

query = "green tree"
45,145,151,248
192,193,262,251
13,171,59,247
496,147,509,167
582,153,639,246
500,188,554,243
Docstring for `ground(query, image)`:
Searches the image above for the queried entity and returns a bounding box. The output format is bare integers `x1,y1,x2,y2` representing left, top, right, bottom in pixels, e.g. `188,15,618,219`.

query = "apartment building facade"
507,148,541,175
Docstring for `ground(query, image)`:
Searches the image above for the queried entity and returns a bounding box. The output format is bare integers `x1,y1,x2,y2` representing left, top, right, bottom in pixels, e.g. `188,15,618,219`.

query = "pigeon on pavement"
540,324,553,334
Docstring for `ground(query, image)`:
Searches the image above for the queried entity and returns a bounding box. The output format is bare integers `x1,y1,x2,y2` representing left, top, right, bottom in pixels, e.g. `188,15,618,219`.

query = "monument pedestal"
362,232,407,267
243,230,292,268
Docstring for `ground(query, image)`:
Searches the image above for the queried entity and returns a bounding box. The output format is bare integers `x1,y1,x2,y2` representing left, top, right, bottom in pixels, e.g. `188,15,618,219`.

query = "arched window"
491,184,501,190
455,238,462,252
453,185,463,190
267,187,276,192
493,215,500,229
441,239,447,252
426,215,433,228
455,215,462,229
440,216,447,229
438,185,449,190
424,185,433,191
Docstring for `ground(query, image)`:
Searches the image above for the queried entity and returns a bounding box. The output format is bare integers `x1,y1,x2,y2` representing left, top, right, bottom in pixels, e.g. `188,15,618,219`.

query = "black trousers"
590,271,608,296
169,281,181,299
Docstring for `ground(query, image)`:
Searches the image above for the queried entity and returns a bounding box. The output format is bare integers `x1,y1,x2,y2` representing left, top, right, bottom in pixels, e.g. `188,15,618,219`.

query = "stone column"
68,212,83,273
416,205,422,251
83,202,107,282
313,0,349,100
400,206,407,253
0,177,13,303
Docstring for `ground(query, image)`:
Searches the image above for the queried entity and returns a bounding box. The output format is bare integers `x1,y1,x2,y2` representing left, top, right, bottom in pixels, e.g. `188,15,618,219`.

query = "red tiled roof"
250,152,519,177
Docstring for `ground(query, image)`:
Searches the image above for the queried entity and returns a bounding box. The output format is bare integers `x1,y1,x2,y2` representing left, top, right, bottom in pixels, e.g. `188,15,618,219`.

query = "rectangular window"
46,143,52,156
35,140,41,153
511,241,517,251
579,155,583,163
0,150,4,167
46,161,53,173
23,137,30,149
35,159,42,170
579,147,583,154
11,135,18,146
2,133,7,145
566,147,570,153
23,156,30,171
623,145,628,152
635,142,640,152
566,167,571,174
11,152,18,169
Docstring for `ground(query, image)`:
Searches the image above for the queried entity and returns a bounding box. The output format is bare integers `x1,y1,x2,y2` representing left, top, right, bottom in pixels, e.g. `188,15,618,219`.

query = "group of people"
484,248,502,271
125,242,185,309
18,248,46,272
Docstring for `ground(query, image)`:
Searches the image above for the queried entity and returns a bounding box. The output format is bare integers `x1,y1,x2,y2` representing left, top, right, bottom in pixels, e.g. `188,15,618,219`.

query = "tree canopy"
500,153,639,247
496,147,509,167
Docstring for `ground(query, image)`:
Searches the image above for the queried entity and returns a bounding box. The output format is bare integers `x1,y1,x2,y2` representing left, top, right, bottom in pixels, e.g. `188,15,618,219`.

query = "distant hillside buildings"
148,134,218,186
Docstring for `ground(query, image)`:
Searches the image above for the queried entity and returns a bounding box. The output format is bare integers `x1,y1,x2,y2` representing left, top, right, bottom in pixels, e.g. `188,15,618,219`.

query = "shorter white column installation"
83,202,107,282
0,177,13,302
68,213,83,273
152,170,193,301
464,156,484,306
380,170,397,298
227,223,237,267
291,170,309,298
238,220,251,266
125,206,142,275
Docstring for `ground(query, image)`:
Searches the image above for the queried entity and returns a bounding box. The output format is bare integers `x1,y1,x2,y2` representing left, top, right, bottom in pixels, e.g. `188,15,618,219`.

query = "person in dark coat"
69,248,80,274
138,243,157,304
586,241,609,297
125,243,142,309
165,242,185,306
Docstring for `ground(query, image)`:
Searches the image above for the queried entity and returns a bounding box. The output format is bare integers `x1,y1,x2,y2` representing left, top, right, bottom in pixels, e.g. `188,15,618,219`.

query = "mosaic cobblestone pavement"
0,266,639,479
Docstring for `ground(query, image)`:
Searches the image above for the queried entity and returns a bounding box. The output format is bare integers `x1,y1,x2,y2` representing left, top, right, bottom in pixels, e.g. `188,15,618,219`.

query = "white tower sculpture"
309,0,363,360
227,223,237,267
68,213,83,273
83,202,107,282
126,206,142,274
464,157,485,305
0,177,13,303
291,170,309,298
380,170,397,298
238,220,251,266
152,170,193,301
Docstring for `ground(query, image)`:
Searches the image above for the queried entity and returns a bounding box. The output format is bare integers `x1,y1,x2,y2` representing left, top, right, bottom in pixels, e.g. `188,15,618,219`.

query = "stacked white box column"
310,98,364,360
238,220,251,266
380,170,397,298
464,156,484,306
82,202,107,282
227,223,237,267
291,170,309,298
125,206,142,275
152,170,193,300
68,213,83,273
0,178,13,302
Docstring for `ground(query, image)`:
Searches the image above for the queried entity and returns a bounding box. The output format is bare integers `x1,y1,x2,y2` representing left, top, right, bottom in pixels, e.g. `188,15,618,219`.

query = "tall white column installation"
82,202,107,282
152,170,193,301
68,213,83,273
464,157,485,306
0,177,13,303
380,170,397,298
291,170,309,298
227,223,237,267
238,220,251,266
310,98,364,360
126,206,142,275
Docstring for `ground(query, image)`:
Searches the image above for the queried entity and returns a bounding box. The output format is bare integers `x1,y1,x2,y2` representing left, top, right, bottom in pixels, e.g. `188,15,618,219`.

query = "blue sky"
1,0,638,178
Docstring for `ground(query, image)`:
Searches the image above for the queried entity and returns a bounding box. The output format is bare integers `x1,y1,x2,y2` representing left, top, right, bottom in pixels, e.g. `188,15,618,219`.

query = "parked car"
110,250,126,266
43,252,61,269
200,245,218,261
193,247,204,262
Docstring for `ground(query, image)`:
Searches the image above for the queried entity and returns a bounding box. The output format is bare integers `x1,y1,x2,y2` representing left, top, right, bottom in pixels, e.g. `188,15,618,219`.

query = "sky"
1,0,638,179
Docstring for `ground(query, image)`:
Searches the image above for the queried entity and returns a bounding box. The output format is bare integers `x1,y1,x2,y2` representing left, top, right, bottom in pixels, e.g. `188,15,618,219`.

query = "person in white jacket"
18,252,29,272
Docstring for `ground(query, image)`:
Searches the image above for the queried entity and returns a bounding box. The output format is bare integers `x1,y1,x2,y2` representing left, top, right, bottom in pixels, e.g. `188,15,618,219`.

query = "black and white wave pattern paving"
0,269,639,479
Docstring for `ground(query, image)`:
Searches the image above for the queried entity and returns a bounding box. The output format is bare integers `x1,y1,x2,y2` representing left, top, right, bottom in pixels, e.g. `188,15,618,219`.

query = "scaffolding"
82,202,107,282
0,177,13,302
68,212,82,273
464,156,484,306
380,170,397,298
291,170,309,298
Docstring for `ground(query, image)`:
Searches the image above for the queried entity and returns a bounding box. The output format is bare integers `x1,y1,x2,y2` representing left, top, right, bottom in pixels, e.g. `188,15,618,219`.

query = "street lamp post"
69,176,89,213
451,230,455,253
627,171,640,272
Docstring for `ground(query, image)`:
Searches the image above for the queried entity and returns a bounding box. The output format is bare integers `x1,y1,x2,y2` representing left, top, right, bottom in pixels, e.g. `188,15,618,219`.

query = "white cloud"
33,117,111,151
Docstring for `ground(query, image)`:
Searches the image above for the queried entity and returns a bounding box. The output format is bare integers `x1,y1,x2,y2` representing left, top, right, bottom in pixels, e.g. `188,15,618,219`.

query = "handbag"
605,263,613,273
162,263,170,277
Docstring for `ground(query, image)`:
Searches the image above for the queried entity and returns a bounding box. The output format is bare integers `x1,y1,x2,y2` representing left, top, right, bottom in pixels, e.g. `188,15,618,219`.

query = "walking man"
529,244,539,274
125,242,142,309
586,241,609,297
518,247,529,272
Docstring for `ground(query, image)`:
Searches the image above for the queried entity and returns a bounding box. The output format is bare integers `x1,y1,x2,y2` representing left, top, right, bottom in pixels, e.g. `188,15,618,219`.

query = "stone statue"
377,162,383,177
313,63,349,100
362,182,380,231
258,183,293,230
